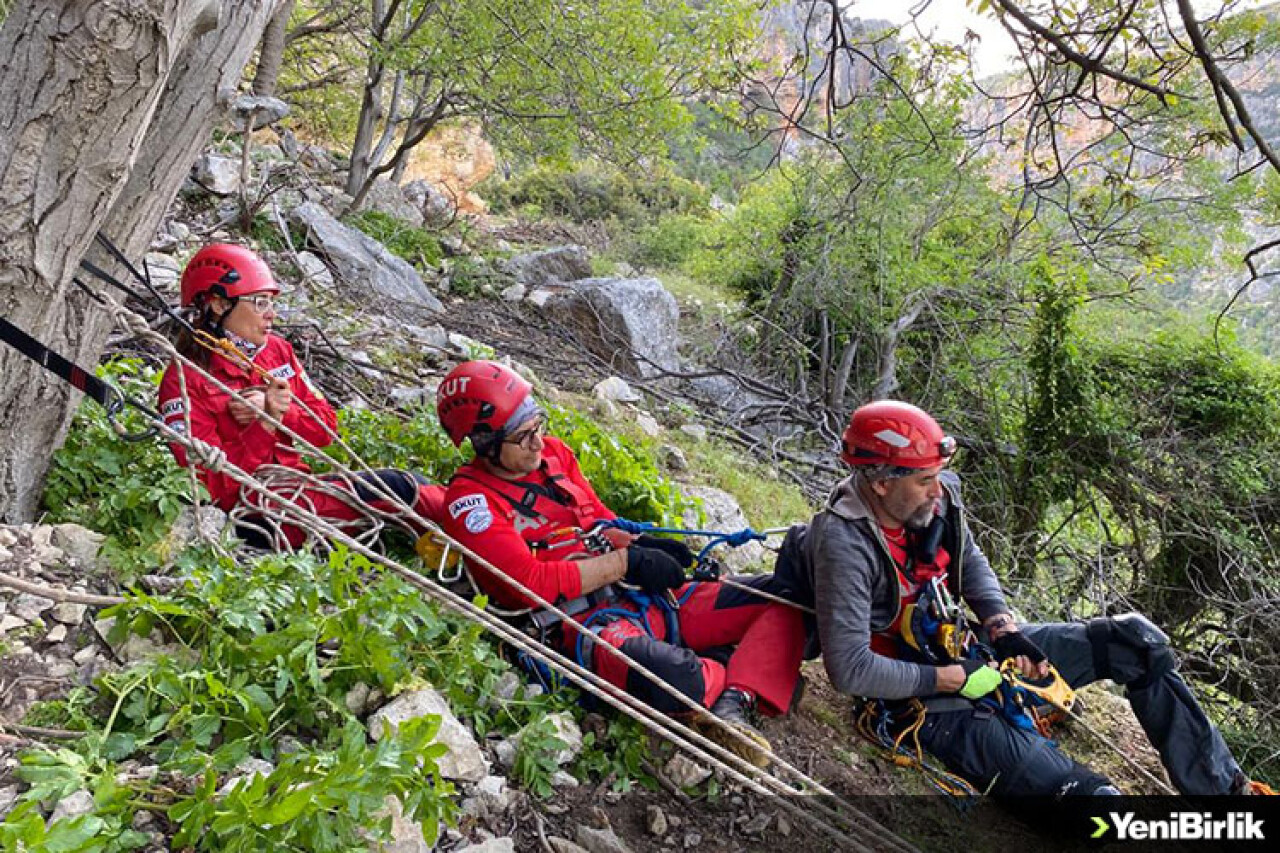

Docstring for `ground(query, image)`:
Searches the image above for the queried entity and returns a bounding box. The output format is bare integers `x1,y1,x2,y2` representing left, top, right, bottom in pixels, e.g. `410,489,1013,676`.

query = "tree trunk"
251,0,295,96
0,0,283,523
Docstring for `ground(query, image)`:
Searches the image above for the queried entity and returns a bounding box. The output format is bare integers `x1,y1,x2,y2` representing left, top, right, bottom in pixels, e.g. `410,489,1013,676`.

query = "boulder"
592,376,640,403
500,283,526,302
525,288,557,309
50,523,105,567
363,179,425,227
49,602,86,626
290,202,444,318
368,688,489,782
229,94,290,129
500,246,593,288
142,253,182,291
660,444,688,472
635,412,661,438
192,154,240,195
545,278,680,378
403,180,455,229
680,485,770,572
295,251,335,291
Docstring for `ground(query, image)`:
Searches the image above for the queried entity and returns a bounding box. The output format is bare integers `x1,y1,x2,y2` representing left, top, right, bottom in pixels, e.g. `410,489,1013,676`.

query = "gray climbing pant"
916,614,1242,796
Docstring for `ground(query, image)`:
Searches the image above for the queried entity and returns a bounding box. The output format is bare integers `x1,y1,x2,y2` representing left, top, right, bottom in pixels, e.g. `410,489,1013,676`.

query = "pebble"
646,805,669,836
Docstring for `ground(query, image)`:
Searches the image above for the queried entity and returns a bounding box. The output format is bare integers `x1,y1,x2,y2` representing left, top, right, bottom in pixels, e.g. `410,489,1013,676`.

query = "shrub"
43,358,197,573
344,209,442,270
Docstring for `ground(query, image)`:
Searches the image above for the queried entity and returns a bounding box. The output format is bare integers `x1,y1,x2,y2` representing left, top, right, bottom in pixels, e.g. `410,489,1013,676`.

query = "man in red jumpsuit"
158,243,441,547
437,360,805,766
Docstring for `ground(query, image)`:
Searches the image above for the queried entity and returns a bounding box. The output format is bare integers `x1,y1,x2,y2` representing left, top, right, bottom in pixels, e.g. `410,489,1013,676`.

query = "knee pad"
1085,612,1174,687
621,638,706,714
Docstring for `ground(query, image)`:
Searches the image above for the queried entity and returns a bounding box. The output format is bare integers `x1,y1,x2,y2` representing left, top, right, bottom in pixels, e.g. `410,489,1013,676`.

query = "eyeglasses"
504,417,548,448
243,294,277,314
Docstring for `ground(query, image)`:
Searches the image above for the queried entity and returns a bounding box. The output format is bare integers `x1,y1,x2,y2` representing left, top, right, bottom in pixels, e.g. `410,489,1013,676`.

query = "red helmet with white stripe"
841,400,956,468
436,360,534,448
180,243,278,308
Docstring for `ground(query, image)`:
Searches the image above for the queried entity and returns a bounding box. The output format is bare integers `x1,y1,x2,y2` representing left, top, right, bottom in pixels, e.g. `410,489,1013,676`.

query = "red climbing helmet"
841,400,956,468
180,243,278,308
437,360,535,448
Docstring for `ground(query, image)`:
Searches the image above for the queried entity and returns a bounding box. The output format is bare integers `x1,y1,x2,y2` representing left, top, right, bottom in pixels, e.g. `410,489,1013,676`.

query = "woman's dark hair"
174,300,229,369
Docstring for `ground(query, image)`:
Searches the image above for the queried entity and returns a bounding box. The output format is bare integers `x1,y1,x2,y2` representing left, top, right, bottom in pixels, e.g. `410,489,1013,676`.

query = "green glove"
958,660,1002,700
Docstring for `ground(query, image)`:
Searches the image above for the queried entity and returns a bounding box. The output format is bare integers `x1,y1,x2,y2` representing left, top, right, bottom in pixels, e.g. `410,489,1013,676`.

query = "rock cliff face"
750,4,897,143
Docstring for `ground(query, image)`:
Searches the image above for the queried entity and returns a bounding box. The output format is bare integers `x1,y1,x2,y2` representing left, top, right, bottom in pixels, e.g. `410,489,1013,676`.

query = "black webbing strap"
0,315,123,413
1086,617,1113,682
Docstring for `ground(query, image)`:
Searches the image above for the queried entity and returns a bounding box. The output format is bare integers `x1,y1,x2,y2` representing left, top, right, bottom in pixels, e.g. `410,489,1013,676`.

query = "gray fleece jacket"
805,470,1010,701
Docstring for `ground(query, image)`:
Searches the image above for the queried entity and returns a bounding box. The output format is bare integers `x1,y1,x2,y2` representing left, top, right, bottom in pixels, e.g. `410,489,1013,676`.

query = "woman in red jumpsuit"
437,360,805,766
158,243,440,548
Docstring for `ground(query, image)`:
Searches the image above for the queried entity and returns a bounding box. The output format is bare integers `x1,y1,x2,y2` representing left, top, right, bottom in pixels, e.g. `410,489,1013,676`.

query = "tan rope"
107,297,918,852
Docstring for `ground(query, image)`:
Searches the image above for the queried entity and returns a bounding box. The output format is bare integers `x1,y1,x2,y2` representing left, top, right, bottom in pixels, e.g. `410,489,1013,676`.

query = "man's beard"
905,502,936,530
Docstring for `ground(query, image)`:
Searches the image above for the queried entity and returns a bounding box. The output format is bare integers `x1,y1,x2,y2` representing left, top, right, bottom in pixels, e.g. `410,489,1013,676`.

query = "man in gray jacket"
792,399,1262,796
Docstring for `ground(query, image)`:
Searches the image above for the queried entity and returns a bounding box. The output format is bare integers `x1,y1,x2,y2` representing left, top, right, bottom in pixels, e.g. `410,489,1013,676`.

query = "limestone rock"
229,94,290,129
50,789,95,823
635,412,661,438
663,753,712,789
403,179,455,229
545,278,680,378
163,506,228,556
363,179,425,227
680,485,770,572
369,688,489,782
500,283,526,302
290,202,444,318
501,246,592,288
375,794,435,853
296,251,335,290
646,805,669,836
523,712,582,767
192,154,240,195
660,445,688,472
455,839,515,853
0,615,26,636
592,376,641,403
574,824,633,853
678,424,707,441
526,288,557,309
50,524,105,567
11,594,52,623
50,601,87,626
547,838,590,853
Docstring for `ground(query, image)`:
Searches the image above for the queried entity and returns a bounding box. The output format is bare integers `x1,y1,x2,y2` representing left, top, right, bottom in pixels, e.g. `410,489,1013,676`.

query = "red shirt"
871,525,951,658
442,437,615,610
157,334,338,510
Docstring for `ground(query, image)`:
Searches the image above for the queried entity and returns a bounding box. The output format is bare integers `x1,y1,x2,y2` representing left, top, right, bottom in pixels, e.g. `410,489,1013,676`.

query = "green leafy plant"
42,358,198,574
344,209,443,270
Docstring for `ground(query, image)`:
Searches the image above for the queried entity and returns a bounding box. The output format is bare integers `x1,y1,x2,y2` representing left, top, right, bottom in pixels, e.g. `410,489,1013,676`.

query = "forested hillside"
2,2,1279,851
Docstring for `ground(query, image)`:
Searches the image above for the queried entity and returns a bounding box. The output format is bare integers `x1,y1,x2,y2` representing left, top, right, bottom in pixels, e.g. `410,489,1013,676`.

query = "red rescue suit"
157,334,437,545
442,437,804,715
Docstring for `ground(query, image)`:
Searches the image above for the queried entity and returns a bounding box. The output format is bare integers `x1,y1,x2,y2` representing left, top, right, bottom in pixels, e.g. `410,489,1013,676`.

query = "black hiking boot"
696,687,773,769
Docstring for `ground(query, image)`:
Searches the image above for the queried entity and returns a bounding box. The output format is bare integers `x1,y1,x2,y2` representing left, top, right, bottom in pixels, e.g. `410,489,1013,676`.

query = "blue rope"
597,517,767,563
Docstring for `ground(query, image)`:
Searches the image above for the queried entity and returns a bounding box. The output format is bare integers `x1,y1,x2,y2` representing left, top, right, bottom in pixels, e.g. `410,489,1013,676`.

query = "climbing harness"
5,235,926,851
